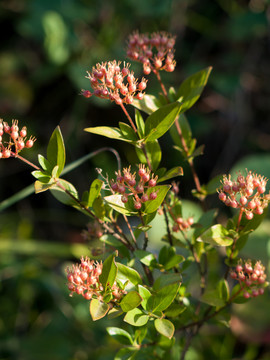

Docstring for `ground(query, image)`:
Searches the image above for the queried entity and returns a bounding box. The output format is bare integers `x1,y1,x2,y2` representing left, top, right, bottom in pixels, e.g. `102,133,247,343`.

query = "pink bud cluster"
81,60,147,104
230,260,267,298
218,171,270,220
66,256,126,301
126,31,176,75
0,119,36,159
81,221,103,241
172,216,194,232
110,164,158,210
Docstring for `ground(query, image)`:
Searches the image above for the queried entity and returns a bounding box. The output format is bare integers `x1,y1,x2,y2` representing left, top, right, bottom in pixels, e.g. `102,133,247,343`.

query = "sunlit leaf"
89,299,110,321
47,126,66,177
106,327,133,345
175,67,212,113
145,102,182,142
132,94,160,115
124,308,149,327
99,252,118,290
120,291,142,312
116,262,142,286
198,224,233,246
154,319,175,339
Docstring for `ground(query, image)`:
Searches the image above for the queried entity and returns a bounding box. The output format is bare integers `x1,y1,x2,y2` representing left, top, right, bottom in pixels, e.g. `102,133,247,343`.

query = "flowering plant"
1,31,269,359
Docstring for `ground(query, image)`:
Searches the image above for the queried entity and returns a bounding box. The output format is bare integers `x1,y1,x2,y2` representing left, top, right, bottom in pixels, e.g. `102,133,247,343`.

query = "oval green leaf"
116,262,142,286
120,291,142,312
154,318,175,339
106,327,133,345
47,126,66,177
198,224,233,246
145,102,182,142
124,308,149,327
89,299,110,321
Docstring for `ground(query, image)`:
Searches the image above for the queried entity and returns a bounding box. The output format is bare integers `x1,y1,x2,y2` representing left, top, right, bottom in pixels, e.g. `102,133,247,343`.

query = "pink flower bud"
134,201,142,210
141,193,149,202
121,194,129,203
149,192,157,200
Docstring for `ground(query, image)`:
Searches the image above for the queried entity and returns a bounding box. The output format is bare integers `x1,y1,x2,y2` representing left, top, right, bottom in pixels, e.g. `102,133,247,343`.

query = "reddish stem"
119,102,138,134
11,152,41,170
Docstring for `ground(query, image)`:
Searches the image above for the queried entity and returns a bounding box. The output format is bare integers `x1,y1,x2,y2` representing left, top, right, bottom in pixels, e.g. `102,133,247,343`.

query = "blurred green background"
1,0,270,359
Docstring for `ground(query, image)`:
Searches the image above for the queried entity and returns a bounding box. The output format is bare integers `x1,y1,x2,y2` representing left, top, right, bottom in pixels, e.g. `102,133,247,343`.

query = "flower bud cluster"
81,221,103,241
81,60,147,105
126,31,176,75
110,164,158,210
230,260,267,298
66,256,126,301
0,119,36,158
172,216,194,232
218,171,270,220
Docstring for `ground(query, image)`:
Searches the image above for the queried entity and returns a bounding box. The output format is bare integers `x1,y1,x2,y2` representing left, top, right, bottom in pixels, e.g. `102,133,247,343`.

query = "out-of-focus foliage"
1,0,270,359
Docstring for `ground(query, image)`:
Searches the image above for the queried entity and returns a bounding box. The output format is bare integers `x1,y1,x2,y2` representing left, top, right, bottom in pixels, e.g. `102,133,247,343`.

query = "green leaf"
116,262,142,286
190,144,205,159
158,166,184,183
120,291,142,312
201,289,225,307
38,154,53,173
135,109,145,138
240,210,268,234
165,303,186,318
147,283,181,312
144,185,170,214
136,140,161,171
138,285,152,310
134,326,148,345
92,196,105,219
47,126,66,177
124,308,149,327
193,209,217,240
154,319,175,339
104,194,137,216
145,102,182,142
100,235,130,260
132,94,160,115
158,246,185,270
218,279,230,302
119,122,138,142
115,347,137,360
49,179,79,206
134,250,157,267
175,67,212,113
106,327,133,345
84,126,134,143
153,273,182,291
198,224,233,247
88,179,103,207
34,180,54,194
89,299,110,321
31,170,51,183
99,253,117,290
204,174,223,194
107,307,124,319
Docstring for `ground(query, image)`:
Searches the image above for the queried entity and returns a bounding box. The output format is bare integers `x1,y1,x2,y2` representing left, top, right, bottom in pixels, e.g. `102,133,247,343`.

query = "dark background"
1,0,270,359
